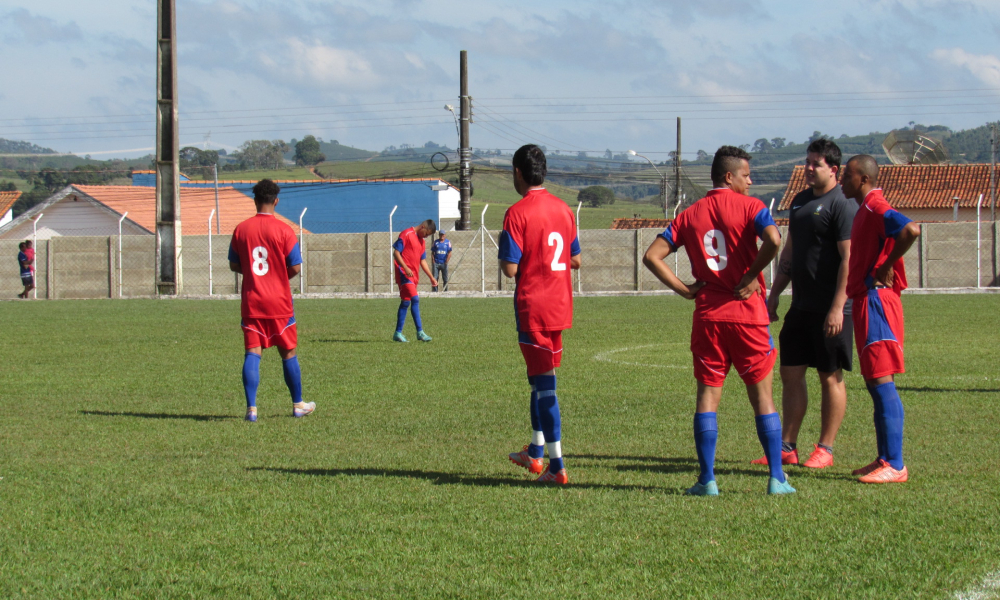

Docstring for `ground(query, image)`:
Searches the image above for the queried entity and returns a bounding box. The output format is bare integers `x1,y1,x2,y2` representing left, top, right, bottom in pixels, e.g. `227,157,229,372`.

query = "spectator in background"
431,230,452,291
17,241,34,299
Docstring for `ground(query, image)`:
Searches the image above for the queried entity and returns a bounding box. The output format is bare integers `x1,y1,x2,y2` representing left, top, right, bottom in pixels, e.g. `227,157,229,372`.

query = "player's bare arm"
734,224,780,300
570,254,581,270
393,248,414,279
874,222,920,287
229,261,242,274
420,257,437,288
824,239,851,337
500,260,517,278
287,264,301,280
766,236,793,322
643,236,705,300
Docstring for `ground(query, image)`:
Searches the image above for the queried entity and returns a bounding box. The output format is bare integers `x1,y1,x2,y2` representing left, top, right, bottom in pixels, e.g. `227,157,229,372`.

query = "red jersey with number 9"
499,188,581,332
229,214,302,319
660,189,777,325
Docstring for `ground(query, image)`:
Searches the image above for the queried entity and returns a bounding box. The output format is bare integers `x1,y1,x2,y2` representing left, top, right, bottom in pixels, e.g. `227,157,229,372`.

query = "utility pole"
991,122,996,223
155,0,181,294
458,50,472,230
213,163,220,234
674,117,682,219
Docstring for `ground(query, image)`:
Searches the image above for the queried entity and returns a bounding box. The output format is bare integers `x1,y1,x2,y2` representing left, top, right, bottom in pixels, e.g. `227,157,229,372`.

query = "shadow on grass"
248,466,684,494
81,410,237,422
312,339,376,343
896,386,1000,393
571,453,830,479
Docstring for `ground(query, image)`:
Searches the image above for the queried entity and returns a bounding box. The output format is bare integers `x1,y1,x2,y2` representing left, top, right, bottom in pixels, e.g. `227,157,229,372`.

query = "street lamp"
628,150,668,219
444,105,460,143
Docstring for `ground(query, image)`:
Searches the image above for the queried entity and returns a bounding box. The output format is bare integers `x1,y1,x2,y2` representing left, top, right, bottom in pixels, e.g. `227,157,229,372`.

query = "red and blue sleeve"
753,206,777,237
658,223,682,250
884,209,912,238
499,214,523,263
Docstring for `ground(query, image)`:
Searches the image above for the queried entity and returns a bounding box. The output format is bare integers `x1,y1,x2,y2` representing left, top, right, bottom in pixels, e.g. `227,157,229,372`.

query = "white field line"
955,569,1000,600
593,344,690,369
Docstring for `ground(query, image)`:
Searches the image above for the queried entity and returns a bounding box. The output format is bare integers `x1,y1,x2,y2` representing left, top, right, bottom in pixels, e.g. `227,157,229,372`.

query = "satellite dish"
882,130,949,165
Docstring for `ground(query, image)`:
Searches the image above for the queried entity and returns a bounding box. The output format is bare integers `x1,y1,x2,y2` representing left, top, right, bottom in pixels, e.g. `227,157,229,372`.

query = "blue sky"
1,0,999,159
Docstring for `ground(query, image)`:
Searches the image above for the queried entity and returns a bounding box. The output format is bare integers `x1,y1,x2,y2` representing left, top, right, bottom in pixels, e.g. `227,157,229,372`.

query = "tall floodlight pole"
628,150,666,219
674,117,682,217
458,50,472,230
155,0,182,295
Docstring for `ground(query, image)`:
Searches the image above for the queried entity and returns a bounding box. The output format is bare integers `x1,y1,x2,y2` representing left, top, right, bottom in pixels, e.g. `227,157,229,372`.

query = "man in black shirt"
752,139,856,469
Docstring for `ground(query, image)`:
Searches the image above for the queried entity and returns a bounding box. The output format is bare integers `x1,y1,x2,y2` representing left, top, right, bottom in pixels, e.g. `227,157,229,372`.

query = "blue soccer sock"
693,412,718,485
282,356,303,404
410,295,423,331
396,300,410,333
242,352,261,408
870,387,887,461
527,375,544,459
870,382,905,470
755,412,785,483
535,374,563,472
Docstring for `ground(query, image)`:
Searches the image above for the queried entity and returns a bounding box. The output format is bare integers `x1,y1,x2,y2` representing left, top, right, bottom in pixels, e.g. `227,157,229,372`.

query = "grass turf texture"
1,295,998,598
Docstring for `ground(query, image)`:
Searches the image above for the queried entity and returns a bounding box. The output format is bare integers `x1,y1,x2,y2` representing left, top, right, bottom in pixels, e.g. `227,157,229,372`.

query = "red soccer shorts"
518,330,563,377
242,316,297,350
691,321,775,387
853,288,905,380
395,270,418,301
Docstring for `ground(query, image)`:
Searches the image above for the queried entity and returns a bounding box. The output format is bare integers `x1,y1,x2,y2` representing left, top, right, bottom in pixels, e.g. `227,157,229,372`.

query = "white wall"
0,196,149,240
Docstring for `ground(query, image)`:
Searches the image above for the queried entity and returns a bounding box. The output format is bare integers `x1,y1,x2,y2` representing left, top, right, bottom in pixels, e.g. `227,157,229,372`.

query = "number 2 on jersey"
251,246,270,276
548,232,566,271
703,230,728,271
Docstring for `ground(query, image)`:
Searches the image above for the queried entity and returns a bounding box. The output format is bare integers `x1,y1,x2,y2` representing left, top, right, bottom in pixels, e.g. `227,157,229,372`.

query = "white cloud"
931,48,1000,86
2,8,82,44
274,39,382,90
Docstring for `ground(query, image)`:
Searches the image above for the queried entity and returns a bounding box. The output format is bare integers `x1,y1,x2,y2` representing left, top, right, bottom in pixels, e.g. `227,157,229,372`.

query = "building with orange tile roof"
0,191,21,228
0,185,304,240
779,164,997,222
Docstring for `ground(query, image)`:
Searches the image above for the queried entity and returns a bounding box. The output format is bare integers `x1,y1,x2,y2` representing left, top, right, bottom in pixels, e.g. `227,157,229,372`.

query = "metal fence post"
299,208,307,294
481,205,489,295
208,209,215,295
389,205,397,294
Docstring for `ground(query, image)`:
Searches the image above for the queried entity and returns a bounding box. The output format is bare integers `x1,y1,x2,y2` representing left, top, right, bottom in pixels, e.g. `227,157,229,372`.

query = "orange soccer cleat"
536,468,568,485
751,449,798,466
851,458,883,476
801,444,834,469
858,460,909,484
508,445,544,474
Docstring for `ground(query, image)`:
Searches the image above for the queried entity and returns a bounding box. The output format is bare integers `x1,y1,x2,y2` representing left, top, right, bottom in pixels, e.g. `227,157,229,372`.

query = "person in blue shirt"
17,241,34,299
431,230,452,292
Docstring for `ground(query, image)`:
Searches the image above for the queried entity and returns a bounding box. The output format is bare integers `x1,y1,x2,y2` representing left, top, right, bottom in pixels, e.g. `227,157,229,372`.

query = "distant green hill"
285,138,377,163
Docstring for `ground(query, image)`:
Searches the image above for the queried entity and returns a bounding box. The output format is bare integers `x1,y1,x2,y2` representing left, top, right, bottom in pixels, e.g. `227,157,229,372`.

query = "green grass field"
2,295,998,598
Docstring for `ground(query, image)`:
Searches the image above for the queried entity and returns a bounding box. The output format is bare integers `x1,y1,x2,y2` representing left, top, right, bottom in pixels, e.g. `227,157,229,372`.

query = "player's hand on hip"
824,309,843,337
734,274,759,300
681,280,705,300
874,263,894,288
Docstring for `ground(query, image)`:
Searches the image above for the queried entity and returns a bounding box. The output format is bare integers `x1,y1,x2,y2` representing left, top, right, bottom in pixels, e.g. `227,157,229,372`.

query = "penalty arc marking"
593,344,690,370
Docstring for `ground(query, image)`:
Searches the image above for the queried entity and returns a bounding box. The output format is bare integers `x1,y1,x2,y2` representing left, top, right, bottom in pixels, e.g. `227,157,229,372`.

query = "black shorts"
20,274,34,286
778,307,853,372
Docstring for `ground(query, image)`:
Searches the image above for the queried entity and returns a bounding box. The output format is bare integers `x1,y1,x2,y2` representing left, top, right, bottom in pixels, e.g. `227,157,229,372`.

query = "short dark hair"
24,239,32,247
710,145,752,186
512,144,547,186
18,242,25,250
847,154,880,185
421,219,437,235
253,179,280,204
806,139,842,169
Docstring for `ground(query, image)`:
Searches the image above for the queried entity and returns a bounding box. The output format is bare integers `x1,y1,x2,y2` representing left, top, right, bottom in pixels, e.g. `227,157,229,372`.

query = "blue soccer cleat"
293,401,316,418
393,331,408,343
417,330,432,342
685,480,719,496
767,476,796,495
245,407,257,422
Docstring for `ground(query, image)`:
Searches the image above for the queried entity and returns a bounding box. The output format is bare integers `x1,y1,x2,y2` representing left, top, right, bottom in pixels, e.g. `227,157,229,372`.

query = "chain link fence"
2,223,997,299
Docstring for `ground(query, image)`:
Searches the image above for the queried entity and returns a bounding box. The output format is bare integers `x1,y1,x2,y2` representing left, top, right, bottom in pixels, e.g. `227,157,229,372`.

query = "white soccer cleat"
293,401,316,418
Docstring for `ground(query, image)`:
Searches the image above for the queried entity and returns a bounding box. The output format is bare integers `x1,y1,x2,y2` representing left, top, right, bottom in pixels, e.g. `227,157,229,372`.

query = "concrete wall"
3,224,998,299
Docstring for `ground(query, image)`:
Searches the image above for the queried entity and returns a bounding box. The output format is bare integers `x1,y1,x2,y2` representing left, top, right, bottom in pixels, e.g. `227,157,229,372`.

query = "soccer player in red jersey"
501,144,581,485
643,145,794,495
392,220,438,342
228,179,314,422
840,155,920,484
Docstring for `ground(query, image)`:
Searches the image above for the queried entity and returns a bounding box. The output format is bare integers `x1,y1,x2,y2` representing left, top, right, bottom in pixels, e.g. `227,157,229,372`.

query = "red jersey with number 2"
499,188,581,332
660,189,777,325
229,214,302,319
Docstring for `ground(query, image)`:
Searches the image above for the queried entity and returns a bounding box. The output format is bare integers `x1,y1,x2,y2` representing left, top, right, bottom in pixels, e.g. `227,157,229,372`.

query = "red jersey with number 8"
229,213,302,319
499,188,581,332
660,189,777,325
